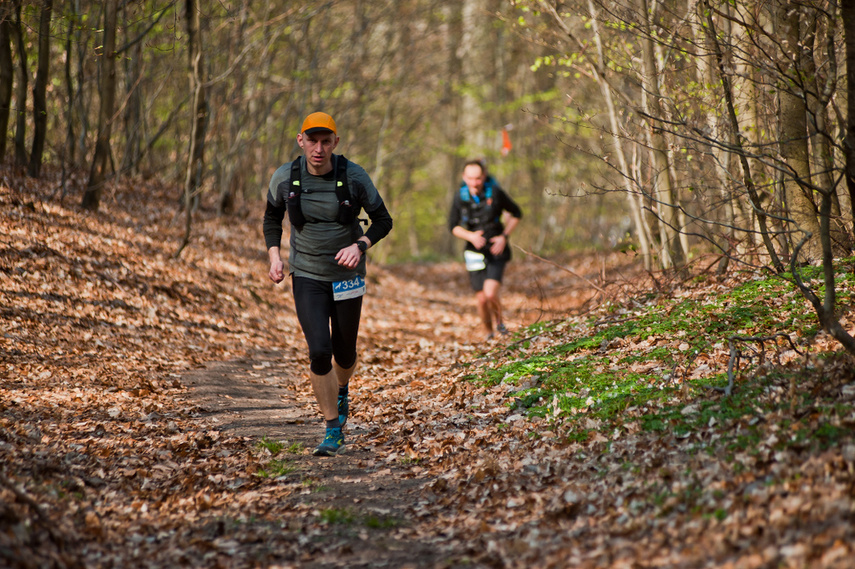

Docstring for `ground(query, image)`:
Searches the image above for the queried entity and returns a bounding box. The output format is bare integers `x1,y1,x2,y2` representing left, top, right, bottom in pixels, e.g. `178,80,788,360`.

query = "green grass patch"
256,436,285,455
319,508,354,525
364,515,400,529
256,459,296,479
464,267,855,454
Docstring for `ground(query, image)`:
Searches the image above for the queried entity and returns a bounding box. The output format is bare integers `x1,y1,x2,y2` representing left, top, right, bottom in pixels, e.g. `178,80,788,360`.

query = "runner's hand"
468,230,487,250
489,234,507,256
269,259,285,283
335,243,362,269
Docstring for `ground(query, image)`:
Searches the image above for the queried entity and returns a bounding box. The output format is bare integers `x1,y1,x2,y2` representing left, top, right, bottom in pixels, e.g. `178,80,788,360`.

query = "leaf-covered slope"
2,172,855,568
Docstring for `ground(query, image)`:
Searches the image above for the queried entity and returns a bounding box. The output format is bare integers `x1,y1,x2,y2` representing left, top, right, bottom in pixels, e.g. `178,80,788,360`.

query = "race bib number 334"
333,275,366,301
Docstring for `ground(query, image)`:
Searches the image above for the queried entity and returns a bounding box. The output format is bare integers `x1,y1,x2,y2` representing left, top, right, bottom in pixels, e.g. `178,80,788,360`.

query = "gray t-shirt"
267,155,384,282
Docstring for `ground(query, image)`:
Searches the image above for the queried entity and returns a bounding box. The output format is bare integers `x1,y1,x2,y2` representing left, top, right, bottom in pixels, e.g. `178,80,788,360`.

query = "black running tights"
292,276,362,375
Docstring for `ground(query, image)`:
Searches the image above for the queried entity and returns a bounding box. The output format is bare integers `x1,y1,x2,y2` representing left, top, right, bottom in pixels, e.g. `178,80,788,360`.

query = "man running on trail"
448,160,522,341
264,112,393,456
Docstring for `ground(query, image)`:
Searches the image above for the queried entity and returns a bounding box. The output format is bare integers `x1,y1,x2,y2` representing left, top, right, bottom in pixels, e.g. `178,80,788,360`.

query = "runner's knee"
334,352,357,370
483,289,499,303
309,352,333,375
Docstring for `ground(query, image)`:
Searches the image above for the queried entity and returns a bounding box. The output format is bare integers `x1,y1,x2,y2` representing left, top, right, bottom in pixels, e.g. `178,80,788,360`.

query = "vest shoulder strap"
334,155,350,204
483,178,494,200
285,157,307,228
459,183,470,202
289,158,302,190
459,179,493,203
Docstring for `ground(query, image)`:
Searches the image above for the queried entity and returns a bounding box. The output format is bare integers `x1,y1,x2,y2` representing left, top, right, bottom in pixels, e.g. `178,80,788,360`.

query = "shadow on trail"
182,350,312,438
177,255,610,568
181,348,460,568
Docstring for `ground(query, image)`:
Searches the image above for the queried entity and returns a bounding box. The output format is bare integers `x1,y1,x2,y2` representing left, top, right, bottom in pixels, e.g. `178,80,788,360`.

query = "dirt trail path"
180,257,605,567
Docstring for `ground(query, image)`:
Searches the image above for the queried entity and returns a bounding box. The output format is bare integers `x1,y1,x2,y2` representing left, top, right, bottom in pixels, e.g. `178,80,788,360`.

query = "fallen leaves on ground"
1,170,854,568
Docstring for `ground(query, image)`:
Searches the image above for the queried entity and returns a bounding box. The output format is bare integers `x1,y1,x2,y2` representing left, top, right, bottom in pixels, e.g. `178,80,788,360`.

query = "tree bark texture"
82,0,118,211
641,0,684,269
778,0,822,263
0,9,13,162
703,0,785,272
12,2,28,168
843,0,855,232
177,0,207,257
589,0,652,269
27,0,52,178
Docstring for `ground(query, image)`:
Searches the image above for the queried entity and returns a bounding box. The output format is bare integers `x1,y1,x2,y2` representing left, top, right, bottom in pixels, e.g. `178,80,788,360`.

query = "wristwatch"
356,241,368,253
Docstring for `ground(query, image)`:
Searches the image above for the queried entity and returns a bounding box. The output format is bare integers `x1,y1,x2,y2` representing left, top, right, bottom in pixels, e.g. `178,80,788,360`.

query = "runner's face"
297,131,339,174
462,165,485,194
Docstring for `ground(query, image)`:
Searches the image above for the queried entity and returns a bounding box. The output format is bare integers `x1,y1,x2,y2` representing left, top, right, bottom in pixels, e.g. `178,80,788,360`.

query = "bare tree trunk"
176,0,207,258
0,6,13,163
11,2,27,168
58,6,76,199
784,0,855,356
655,36,691,260
803,8,849,254
217,0,248,216
778,0,822,263
82,0,118,211
731,7,764,255
692,0,737,269
703,0,785,272
460,0,489,152
589,0,652,269
73,2,89,166
27,0,51,178
842,0,855,236
640,0,684,269
121,40,143,177
442,0,465,256
793,168,855,355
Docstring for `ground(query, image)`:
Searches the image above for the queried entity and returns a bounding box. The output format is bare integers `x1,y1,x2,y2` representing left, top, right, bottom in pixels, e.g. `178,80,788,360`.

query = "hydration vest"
280,155,357,230
459,177,501,231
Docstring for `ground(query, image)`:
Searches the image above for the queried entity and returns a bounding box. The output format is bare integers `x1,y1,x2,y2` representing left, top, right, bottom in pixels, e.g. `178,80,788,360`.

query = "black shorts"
468,257,507,291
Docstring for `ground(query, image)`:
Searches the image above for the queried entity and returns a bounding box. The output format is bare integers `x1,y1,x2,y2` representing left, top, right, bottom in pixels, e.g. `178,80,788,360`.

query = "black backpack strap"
334,155,357,226
290,158,302,188
334,155,349,200
286,157,307,229
459,183,473,228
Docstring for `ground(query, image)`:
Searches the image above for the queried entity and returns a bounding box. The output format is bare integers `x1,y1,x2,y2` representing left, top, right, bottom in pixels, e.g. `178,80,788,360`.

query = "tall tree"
589,0,652,269
11,1,28,168
700,0,785,271
639,0,684,269
120,40,143,177
27,0,53,178
176,0,208,257
778,0,822,262
82,0,119,211
785,0,855,355
0,5,13,162
60,3,77,188
216,0,249,215
844,0,855,229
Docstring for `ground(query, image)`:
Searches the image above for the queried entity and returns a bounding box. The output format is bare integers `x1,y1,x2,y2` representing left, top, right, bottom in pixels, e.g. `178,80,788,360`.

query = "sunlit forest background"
2,0,854,272
5,3,855,565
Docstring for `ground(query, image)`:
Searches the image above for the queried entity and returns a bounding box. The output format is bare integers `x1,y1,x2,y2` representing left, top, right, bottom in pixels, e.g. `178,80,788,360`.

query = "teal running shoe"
313,427,344,456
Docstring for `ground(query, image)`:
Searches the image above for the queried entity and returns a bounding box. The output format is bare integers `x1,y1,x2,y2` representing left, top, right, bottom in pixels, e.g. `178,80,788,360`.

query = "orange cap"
301,112,337,135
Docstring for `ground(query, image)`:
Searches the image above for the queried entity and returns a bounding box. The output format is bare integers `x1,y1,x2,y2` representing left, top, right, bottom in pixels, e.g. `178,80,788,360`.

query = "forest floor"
2,170,855,569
